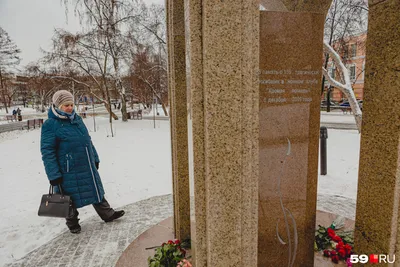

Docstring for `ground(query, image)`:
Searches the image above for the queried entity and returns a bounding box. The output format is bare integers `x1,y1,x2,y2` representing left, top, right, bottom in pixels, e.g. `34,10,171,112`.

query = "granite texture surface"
117,210,354,267
354,0,400,261
115,217,174,267
167,0,191,241
258,11,325,267
183,0,206,265
184,0,260,266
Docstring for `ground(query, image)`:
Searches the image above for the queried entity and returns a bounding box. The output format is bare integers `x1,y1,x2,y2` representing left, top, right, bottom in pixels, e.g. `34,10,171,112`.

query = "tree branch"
322,41,362,132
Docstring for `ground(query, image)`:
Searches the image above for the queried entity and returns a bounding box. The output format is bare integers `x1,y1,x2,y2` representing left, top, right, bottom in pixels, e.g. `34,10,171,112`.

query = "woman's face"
60,103,74,114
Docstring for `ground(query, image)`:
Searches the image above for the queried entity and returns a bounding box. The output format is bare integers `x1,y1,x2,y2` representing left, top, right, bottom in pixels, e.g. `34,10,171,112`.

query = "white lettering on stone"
291,97,312,103
287,80,304,84
295,70,320,75
264,97,287,103
260,79,281,84
269,89,285,94
306,79,318,84
260,70,283,75
291,89,310,94
260,68,319,105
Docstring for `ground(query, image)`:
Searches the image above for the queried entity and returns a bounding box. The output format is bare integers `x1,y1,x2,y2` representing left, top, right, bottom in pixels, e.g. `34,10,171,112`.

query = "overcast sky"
0,0,164,67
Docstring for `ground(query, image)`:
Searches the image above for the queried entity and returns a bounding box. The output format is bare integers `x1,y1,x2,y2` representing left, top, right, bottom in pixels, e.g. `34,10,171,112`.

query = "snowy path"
4,195,173,267
4,193,356,267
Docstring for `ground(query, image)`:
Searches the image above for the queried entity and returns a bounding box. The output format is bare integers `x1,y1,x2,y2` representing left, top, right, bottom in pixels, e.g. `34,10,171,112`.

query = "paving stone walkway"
317,194,356,220
4,195,173,267
4,193,355,267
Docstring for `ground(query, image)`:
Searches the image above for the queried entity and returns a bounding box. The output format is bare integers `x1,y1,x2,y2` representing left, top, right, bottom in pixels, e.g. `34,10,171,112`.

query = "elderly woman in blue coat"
41,90,124,234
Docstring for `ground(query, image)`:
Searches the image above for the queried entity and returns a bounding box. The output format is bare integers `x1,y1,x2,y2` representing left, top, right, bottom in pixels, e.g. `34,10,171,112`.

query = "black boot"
104,210,125,223
69,224,81,234
66,206,81,233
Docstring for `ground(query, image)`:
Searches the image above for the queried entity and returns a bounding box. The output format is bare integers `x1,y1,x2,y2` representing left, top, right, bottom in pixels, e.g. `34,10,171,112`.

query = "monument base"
116,210,354,267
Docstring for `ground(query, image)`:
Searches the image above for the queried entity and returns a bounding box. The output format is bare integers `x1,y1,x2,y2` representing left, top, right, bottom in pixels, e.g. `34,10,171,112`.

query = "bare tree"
0,74,18,108
47,27,151,135
130,3,167,52
0,26,21,113
322,0,368,109
130,44,168,115
126,3,168,115
61,0,146,122
323,41,362,132
25,62,69,112
45,29,118,122
54,0,168,125
325,0,368,46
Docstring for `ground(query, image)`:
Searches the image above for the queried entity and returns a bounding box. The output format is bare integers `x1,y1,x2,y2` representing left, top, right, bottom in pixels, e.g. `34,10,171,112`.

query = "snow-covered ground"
0,117,172,266
0,106,44,125
0,110,361,266
0,104,168,125
320,111,357,124
317,129,360,200
0,106,39,116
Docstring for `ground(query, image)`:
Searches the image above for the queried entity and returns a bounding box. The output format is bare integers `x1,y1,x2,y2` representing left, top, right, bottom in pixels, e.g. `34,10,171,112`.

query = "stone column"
184,0,206,265
257,1,330,266
185,0,259,266
258,11,325,266
166,0,191,241
354,0,400,262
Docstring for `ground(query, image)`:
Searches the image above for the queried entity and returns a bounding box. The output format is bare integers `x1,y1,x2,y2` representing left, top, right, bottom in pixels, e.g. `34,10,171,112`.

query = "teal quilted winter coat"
40,107,105,208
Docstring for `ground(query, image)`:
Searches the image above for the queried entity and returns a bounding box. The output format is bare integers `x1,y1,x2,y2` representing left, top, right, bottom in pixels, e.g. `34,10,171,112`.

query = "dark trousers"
66,197,115,228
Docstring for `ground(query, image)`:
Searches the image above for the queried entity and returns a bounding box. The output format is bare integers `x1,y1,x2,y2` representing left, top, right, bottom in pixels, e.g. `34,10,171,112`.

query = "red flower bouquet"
315,217,354,266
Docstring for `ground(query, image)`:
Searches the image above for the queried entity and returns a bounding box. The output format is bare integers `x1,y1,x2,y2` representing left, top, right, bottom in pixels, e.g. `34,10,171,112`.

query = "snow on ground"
0,107,39,116
0,117,172,266
0,107,45,125
0,111,361,266
317,129,360,200
0,104,168,125
320,111,357,124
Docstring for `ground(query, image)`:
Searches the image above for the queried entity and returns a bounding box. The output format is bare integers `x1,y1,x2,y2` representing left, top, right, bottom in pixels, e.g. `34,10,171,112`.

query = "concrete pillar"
257,1,330,266
166,0,190,241
185,0,260,266
354,0,400,262
258,11,325,266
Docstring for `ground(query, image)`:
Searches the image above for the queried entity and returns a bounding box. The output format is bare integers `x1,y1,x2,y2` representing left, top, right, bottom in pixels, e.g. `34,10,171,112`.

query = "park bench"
27,119,44,130
5,115,16,122
128,110,143,120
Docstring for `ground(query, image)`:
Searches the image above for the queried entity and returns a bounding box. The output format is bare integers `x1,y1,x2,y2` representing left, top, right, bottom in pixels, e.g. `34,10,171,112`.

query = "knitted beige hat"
52,90,74,108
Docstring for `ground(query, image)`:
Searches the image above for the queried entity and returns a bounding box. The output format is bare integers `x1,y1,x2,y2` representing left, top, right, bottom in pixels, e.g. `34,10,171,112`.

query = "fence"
26,119,44,130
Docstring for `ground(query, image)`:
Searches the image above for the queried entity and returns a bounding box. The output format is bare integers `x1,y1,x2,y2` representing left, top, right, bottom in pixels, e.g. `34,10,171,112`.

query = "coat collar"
48,105,80,124
51,105,69,120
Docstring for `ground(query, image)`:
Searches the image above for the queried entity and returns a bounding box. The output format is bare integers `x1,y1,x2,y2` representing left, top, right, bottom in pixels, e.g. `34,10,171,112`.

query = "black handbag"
38,185,72,218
